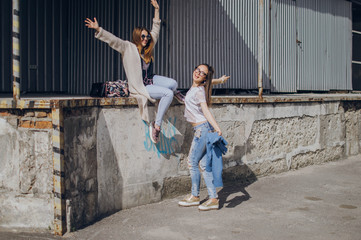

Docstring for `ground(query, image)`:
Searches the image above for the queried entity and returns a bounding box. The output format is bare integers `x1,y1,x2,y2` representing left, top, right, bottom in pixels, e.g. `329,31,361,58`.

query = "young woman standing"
85,0,184,144
178,64,226,211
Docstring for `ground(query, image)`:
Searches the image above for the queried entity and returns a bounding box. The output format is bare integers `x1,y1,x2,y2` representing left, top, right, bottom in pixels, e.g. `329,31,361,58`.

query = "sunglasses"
195,68,207,77
141,34,152,40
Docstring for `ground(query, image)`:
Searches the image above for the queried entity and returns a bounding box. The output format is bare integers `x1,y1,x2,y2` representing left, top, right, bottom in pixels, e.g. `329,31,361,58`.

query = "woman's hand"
85,18,100,32
151,0,159,9
219,75,230,84
211,75,230,85
215,127,222,136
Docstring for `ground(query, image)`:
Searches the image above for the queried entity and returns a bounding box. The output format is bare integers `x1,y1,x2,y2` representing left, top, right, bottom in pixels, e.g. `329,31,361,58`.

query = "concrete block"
19,120,35,128
319,114,345,148
0,118,20,191
290,146,344,170
35,111,48,118
248,158,288,177
24,111,35,117
162,176,191,199
0,191,52,228
35,121,52,129
345,110,360,155
246,116,318,161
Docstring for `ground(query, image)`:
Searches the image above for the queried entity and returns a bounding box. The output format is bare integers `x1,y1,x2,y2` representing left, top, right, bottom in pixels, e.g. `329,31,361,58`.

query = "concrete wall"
0,110,53,228
1,99,361,230
63,100,361,229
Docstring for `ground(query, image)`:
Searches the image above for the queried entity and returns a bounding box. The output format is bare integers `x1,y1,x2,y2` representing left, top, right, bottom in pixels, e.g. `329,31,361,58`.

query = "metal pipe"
12,0,20,100
258,0,264,98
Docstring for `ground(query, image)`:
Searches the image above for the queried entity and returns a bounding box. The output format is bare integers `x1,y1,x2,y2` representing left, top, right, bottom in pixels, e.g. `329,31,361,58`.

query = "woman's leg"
154,75,185,104
199,154,217,199
187,124,208,197
153,75,177,92
145,84,173,127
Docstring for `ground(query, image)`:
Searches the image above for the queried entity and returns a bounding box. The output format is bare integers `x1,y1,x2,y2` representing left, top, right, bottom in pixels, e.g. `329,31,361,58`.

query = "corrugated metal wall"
168,0,270,90
20,0,68,93
0,0,354,95
297,0,352,91
0,0,12,93
271,0,297,92
67,0,169,95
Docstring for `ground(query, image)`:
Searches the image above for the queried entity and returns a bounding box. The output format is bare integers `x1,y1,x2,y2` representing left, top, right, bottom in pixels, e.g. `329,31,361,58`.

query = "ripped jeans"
187,122,217,199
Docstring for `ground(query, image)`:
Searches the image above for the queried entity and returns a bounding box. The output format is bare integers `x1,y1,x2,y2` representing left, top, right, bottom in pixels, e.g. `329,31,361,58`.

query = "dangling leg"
145,84,174,143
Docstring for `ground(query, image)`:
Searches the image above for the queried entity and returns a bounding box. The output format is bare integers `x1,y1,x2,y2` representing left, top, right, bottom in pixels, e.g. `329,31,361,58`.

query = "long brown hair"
132,27,154,63
196,63,214,106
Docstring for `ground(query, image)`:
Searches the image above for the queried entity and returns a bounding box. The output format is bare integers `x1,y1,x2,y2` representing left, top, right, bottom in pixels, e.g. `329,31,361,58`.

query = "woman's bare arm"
212,75,230,85
200,102,222,136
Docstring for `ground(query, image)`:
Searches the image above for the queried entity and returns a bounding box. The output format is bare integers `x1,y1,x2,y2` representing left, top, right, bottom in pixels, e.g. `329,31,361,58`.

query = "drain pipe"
258,0,264,99
12,0,21,101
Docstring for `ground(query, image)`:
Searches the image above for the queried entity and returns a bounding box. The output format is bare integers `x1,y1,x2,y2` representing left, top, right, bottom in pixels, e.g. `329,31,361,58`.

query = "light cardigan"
95,18,161,122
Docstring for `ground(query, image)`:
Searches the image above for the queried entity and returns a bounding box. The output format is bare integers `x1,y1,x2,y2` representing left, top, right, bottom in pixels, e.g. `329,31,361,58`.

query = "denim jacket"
206,132,228,187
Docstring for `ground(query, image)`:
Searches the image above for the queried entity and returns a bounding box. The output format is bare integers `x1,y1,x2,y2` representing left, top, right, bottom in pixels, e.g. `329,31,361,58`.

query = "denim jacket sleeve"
206,132,228,188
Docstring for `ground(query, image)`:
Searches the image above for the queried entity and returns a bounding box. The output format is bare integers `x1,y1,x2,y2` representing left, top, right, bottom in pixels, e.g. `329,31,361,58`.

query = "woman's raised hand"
151,0,159,9
85,18,100,32
220,75,230,84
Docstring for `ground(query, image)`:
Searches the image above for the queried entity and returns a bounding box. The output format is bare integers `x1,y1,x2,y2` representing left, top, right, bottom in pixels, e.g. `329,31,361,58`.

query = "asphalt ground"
1,155,360,240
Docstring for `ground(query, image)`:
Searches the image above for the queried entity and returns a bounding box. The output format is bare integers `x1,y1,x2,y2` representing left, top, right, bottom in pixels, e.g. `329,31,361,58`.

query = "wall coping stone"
1,93,361,110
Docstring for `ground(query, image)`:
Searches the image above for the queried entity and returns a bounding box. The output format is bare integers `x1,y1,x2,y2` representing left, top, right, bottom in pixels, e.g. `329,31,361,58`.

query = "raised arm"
149,0,161,45
151,0,160,20
212,75,230,85
85,17,129,55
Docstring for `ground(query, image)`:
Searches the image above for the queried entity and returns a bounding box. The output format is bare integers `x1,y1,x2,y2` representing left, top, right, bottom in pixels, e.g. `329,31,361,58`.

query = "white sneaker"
198,199,219,211
178,194,200,207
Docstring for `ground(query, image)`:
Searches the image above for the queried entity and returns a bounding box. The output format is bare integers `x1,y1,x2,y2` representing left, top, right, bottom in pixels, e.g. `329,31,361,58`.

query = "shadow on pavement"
219,164,258,209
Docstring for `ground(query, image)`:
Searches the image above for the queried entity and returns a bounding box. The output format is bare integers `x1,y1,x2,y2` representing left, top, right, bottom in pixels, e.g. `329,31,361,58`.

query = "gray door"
271,0,352,93
270,0,297,93
296,0,352,91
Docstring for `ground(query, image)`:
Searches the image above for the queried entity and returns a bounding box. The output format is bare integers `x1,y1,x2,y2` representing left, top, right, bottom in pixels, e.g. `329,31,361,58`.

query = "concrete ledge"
1,93,361,109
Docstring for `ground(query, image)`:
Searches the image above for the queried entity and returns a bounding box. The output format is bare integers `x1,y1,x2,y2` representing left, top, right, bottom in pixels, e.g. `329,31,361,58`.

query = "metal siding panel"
0,0,12,93
271,0,297,92
14,0,68,94
168,0,263,90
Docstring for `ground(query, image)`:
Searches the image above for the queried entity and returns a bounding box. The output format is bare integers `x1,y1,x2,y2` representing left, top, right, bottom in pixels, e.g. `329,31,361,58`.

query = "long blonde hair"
132,27,154,63
196,63,214,106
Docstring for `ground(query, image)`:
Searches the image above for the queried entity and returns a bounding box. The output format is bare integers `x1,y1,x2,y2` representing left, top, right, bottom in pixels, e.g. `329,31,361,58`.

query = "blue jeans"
188,122,218,199
145,75,177,127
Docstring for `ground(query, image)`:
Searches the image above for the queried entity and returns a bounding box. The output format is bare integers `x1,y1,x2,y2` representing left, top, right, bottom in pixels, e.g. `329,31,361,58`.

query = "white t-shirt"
184,86,207,123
